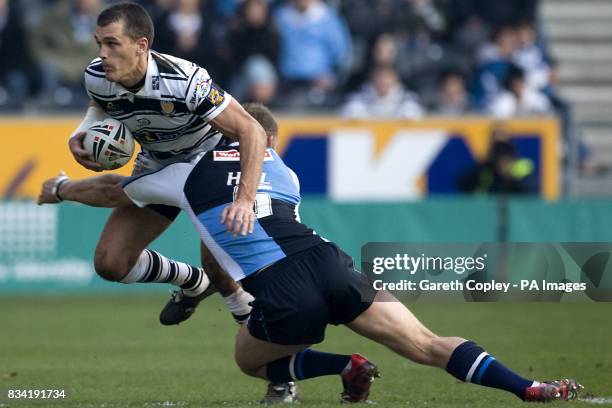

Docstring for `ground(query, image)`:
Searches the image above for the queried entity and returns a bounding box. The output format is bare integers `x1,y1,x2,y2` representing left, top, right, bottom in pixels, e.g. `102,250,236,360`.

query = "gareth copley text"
372,279,587,293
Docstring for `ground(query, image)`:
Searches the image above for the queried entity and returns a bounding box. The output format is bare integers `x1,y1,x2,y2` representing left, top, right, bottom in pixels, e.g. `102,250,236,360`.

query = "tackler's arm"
38,172,131,208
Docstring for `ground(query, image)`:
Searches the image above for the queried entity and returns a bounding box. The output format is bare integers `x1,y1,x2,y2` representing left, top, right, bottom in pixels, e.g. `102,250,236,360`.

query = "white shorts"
132,146,218,176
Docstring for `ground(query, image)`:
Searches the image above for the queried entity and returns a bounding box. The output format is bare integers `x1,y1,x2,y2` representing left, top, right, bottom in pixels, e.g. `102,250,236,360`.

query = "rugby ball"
84,118,135,170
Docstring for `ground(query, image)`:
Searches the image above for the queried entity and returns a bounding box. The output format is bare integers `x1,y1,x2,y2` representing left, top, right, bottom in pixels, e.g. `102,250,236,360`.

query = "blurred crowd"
0,0,563,121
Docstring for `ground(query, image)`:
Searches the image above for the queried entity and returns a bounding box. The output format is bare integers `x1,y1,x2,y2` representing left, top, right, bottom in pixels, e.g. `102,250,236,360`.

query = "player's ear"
136,37,148,55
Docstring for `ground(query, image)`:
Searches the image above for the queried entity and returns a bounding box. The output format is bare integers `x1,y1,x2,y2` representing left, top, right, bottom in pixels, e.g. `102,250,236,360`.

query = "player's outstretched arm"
211,99,267,237
68,101,107,172
38,172,131,208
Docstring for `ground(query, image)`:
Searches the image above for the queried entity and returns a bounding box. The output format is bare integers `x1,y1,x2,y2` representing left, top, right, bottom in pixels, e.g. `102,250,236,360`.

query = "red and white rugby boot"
340,354,380,403
524,379,583,402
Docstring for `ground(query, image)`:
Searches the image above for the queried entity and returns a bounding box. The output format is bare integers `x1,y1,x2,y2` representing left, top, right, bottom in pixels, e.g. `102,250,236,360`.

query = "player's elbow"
240,118,267,148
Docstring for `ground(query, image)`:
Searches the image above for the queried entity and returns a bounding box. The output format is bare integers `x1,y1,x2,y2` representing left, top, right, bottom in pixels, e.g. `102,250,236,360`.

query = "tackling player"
56,101,299,404
67,2,260,325
39,138,583,404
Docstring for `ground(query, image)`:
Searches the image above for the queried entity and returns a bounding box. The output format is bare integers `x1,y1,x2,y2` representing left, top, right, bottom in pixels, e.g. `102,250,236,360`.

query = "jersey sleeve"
83,57,105,100
184,68,233,122
122,162,193,208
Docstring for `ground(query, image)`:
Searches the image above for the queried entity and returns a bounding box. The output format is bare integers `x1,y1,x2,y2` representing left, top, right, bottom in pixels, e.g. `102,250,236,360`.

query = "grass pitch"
0,295,610,408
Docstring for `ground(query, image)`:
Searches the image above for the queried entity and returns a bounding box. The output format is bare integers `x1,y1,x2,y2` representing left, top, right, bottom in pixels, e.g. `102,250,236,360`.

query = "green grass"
0,295,611,407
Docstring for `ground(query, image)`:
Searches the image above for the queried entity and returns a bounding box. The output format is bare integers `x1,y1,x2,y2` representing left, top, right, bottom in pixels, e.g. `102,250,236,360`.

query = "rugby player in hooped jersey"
63,2,262,328
40,113,582,403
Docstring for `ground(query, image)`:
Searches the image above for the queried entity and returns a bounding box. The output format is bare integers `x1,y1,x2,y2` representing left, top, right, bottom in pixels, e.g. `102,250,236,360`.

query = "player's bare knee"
234,351,259,377
93,250,129,282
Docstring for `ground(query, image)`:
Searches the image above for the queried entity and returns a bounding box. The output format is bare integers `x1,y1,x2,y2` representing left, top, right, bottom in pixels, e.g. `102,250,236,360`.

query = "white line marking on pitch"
579,397,612,405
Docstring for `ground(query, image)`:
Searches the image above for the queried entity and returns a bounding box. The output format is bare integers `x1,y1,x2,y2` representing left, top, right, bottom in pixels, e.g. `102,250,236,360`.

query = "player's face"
95,20,147,84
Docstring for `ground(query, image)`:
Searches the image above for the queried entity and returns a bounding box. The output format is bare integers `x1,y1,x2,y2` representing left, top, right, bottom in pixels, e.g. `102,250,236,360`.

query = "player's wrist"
53,177,71,202
234,196,255,208
236,185,257,204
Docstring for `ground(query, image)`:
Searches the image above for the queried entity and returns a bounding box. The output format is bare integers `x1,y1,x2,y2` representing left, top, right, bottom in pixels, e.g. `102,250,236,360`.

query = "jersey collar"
116,51,159,99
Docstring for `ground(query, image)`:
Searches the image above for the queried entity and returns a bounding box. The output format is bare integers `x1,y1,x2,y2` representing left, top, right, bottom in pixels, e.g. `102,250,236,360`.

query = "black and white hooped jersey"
122,145,324,281
84,51,231,157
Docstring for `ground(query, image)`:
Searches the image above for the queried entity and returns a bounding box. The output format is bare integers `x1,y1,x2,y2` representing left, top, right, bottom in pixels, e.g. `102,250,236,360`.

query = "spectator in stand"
208,0,242,21
30,0,102,107
445,0,537,62
489,64,552,118
153,0,211,58
0,0,37,108
227,0,280,77
153,0,230,84
470,24,519,109
341,65,423,119
447,0,537,39
154,0,227,82
136,0,175,20
339,0,399,95
346,32,398,92
393,0,450,93
395,0,447,39
513,20,551,92
274,0,352,106
339,0,397,45
231,55,279,106
433,70,472,116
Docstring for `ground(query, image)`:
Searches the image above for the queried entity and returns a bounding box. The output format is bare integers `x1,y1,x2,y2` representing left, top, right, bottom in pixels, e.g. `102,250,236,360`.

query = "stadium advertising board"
0,117,559,200
276,117,559,200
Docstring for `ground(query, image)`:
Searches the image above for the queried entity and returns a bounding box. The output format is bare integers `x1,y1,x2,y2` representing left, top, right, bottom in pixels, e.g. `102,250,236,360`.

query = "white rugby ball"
84,118,135,170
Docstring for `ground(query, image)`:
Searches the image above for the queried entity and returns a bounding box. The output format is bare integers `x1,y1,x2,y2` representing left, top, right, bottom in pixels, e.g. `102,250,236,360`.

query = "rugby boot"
340,354,380,403
159,284,217,325
260,382,300,404
524,379,583,402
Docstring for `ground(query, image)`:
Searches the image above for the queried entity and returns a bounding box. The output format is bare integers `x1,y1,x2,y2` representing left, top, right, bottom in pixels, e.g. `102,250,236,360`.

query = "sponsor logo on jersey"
136,118,151,128
105,102,123,115
160,100,175,115
195,78,211,100
151,75,160,90
206,86,225,106
138,131,179,143
214,150,274,161
142,132,158,143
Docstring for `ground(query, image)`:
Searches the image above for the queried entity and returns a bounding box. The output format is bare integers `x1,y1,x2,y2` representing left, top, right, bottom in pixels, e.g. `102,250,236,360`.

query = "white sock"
224,287,254,324
120,249,210,296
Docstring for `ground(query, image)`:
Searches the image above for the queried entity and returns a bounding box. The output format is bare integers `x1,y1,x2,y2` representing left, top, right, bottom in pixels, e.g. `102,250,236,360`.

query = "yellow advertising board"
0,117,559,200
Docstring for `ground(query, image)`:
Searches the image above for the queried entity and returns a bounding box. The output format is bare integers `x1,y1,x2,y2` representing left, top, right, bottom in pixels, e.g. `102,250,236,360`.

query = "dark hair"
504,64,525,90
492,24,516,42
242,103,278,138
439,68,467,85
369,64,399,79
97,2,154,47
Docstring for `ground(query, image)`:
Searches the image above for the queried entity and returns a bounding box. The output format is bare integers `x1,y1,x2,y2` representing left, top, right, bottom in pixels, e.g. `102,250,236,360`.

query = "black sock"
266,349,351,382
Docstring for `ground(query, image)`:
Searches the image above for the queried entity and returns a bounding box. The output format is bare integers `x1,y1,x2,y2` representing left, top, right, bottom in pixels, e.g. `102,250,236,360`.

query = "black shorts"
241,242,377,346
147,204,180,221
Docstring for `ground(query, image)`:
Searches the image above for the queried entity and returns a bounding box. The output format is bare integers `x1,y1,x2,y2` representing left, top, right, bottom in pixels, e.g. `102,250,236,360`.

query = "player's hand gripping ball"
84,118,135,170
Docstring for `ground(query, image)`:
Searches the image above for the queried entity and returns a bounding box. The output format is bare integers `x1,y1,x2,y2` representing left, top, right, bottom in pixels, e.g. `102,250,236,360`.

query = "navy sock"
266,349,351,382
446,341,533,400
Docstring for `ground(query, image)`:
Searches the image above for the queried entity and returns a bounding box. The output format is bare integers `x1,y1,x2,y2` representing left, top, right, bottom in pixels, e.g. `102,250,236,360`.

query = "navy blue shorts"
241,242,377,346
